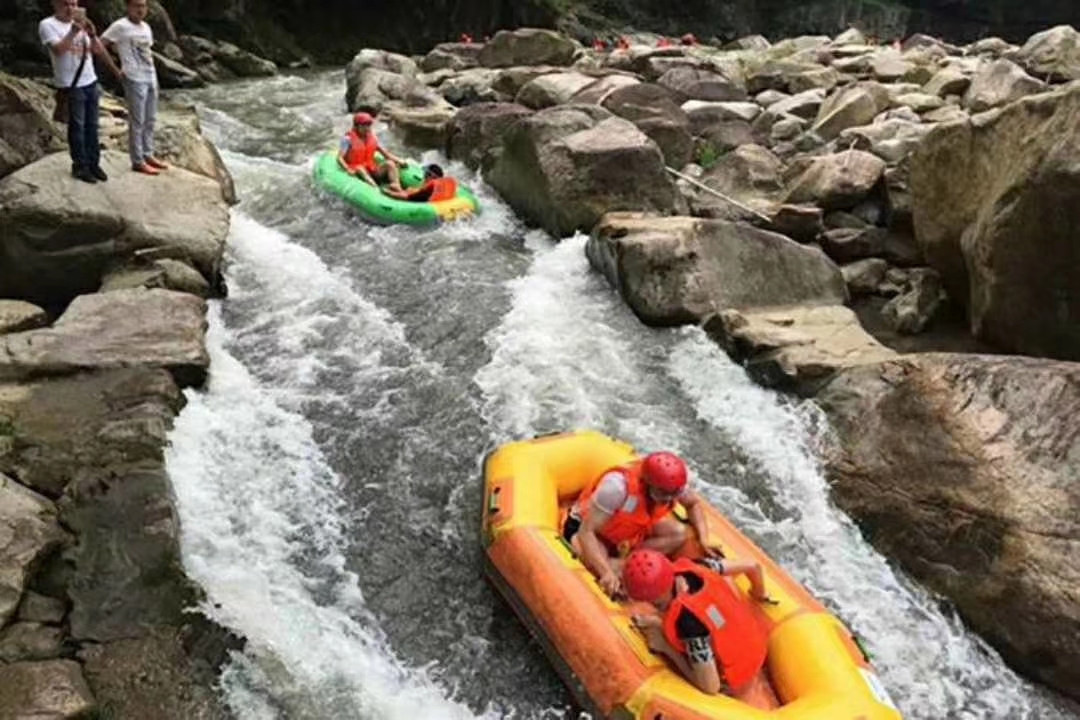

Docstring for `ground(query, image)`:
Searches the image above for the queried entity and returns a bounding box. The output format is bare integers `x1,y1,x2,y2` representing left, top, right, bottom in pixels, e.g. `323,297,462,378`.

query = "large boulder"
0,476,65,627
657,67,746,102
346,48,418,80
438,68,501,106
962,59,1046,112
838,119,935,165
704,305,896,394
785,150,886,211
815,354,1080,699
446,102,532,171
689,144,785,218
386,105,457,150
922,66,972,98
586,213,846,326
151,104,237,204
0,151,229,310
601,84,693,168
346,67,444,114
516,72,597,110
479,28,575,69
0,72,64,179
1012,25,1080,83
811,81,890,140
485,106,677,237
911,84,1080,359
420,42,483,73
569,75,640,105
0,660,95,718
0,289,209,388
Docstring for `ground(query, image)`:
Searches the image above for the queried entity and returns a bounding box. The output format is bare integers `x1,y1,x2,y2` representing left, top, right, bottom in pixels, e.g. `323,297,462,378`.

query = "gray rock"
0,660,94,718
703,305,894,394
516,72,597,110
1012,25,1080,82
963,59,1046,112
923,66,972,97
100,258,212,298
446,102,532,171
0,300,47,334
767,88,826,120
479,28,576,68
0,475,65,627
0,289,209,388
881,267,946,333
484,106,676,237
0,622,64,662
842,258,890,296
438,68,500,106
0,151,228,309
658,66,746,102
16,591,65,625
785,150,886,210
420,42,482,73
0,72,64,179
811,81,891,140
385,105,457,150
587,213,846,326
569,74,640,105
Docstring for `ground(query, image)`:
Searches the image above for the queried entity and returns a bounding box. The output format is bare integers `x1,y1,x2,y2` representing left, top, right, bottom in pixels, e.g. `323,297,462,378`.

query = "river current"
162,71,1076,720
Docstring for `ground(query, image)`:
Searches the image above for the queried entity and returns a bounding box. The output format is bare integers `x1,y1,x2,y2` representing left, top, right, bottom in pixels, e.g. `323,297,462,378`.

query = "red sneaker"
144,156,169,170
133,163,160,176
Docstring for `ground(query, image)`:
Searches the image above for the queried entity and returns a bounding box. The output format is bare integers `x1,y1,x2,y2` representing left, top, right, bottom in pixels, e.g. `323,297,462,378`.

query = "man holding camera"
39,0,122,184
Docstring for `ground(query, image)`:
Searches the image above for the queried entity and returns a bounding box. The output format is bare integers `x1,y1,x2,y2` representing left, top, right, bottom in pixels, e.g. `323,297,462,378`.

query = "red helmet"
641,452,687,494
623,549,675,602
353,112,374,126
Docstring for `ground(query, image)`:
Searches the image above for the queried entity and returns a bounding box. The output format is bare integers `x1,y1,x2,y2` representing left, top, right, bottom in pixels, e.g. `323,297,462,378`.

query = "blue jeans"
67,82,100,172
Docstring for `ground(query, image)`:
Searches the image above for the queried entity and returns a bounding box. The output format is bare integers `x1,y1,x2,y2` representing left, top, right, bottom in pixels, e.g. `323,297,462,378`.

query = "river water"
163,70,1076,720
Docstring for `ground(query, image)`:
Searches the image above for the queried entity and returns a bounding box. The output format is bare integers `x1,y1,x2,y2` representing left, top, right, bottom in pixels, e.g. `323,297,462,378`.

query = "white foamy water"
476,234,1072,720
167,216,489,720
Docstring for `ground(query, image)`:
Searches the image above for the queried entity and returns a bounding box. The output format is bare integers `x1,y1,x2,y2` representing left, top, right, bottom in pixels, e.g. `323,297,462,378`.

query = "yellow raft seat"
481,430,903,720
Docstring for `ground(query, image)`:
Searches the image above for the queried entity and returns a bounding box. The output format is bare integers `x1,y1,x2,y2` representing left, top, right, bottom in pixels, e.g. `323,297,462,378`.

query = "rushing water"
164,71,1077,720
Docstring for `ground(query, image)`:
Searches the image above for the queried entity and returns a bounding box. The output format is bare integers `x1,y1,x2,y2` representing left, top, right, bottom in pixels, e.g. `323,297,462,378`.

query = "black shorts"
562,514,582,543
370,164,391,182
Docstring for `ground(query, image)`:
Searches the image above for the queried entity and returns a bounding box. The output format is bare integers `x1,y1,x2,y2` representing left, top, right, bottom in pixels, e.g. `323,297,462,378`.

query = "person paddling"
337,112,405,192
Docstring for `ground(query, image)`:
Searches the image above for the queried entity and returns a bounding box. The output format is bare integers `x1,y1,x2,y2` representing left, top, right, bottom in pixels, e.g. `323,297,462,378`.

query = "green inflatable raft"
312,151,480,226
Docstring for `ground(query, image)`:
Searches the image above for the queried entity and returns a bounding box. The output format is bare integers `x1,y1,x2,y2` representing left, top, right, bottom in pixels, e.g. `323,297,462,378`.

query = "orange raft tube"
481,430,903,720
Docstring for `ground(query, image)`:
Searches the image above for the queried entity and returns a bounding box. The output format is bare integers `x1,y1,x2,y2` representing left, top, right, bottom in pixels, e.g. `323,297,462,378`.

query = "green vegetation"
694,140,722,170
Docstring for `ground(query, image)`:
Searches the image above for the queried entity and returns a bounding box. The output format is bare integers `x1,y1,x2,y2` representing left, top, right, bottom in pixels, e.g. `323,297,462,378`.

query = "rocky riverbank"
349,25,1080,701
0,70,237,717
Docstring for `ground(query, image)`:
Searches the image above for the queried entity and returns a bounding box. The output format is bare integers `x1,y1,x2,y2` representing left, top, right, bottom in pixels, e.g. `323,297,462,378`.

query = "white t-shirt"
588,471,690,515
101,17,156,84
39,16,98,89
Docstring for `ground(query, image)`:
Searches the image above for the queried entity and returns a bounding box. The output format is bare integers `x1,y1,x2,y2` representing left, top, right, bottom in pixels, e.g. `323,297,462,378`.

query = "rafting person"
383,164,458,203
337,111,406,192
623,548,774,695
562,452,723,598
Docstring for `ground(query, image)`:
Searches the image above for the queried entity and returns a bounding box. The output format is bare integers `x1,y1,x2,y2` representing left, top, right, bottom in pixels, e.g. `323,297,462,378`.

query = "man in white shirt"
39,0,121,183
102,0,168,175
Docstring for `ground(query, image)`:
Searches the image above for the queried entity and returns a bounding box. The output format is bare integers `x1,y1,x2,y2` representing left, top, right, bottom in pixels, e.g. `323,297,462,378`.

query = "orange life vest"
577,462,673,554
661,559,769,691
342,129,379,172
427,177,458,202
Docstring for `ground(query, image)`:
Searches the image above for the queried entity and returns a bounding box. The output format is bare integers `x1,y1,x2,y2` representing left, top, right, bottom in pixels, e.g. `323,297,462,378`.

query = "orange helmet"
353,112,374,126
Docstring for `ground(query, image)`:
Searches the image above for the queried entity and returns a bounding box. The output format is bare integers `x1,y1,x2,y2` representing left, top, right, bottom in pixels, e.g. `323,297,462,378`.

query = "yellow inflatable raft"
481,430,903,720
